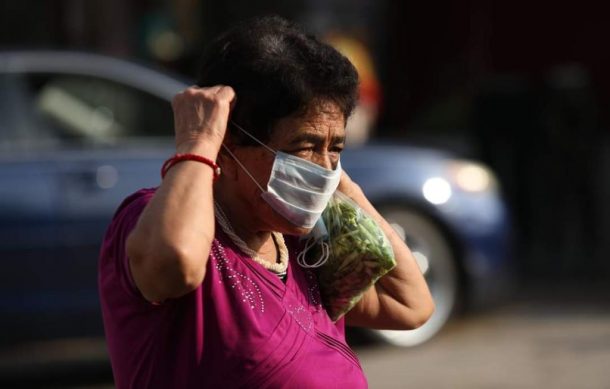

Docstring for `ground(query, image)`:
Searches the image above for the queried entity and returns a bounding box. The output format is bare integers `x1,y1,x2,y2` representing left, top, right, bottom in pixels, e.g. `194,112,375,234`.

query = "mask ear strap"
297,236,330,268
221,144,266,193
230,121,277,155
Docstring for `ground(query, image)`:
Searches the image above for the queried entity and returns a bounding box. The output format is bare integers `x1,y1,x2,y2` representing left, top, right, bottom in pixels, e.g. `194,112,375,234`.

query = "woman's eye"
294,147,314,154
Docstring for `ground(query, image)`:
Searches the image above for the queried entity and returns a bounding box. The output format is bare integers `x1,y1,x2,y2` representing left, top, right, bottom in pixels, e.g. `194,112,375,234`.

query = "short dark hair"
196,15,359,145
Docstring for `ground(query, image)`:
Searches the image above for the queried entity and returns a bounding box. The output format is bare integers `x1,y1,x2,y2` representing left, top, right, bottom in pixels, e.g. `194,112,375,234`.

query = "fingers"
171,85,236,151
214,86,237,113
337,169,358,196
214,85,235,99
172,85,234,107
179,85,234,101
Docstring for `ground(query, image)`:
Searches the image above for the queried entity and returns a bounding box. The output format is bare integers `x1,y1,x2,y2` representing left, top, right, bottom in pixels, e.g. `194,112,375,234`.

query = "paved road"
354,288,610,389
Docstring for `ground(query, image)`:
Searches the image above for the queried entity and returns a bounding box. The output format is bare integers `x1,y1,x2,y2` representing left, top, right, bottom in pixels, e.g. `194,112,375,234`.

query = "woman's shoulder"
103,187,157,243
101,187,158,247
112,187,157,219
99,188,159,303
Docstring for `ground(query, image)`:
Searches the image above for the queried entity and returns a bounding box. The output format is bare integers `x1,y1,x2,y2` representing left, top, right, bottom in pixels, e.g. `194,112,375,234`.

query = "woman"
99,16,434,388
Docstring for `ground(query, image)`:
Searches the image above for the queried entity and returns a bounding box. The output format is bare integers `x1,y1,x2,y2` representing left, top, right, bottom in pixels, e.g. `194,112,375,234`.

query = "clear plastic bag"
300,191,396,321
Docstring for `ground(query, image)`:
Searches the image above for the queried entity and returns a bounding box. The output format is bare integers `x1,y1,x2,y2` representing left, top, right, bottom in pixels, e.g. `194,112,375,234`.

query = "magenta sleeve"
99,188,157,301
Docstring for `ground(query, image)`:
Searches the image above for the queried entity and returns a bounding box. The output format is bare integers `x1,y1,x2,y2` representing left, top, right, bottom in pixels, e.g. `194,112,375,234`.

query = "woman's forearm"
127,142,220,303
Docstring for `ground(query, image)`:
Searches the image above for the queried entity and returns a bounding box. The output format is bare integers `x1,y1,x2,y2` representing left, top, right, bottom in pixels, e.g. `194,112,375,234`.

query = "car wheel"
372,205,459,346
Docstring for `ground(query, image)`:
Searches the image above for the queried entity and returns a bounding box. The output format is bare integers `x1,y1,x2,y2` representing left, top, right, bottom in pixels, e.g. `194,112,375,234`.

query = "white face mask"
223,121,342,229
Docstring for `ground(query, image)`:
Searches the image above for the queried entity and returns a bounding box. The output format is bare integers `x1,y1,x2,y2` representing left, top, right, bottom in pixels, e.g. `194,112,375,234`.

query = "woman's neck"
214,195,276,259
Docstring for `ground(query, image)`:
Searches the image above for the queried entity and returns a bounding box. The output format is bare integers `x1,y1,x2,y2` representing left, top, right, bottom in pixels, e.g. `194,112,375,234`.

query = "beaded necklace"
214,202,288,278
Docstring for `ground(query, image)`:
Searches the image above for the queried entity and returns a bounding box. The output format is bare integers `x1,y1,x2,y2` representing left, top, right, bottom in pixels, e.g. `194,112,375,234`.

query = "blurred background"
1,0,609,388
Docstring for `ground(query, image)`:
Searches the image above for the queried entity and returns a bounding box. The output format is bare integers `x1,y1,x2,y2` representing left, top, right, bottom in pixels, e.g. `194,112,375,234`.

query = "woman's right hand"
171,85,236,154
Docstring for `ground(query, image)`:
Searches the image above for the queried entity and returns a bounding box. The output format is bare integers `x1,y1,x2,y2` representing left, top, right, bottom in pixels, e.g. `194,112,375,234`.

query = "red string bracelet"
161,153,221,181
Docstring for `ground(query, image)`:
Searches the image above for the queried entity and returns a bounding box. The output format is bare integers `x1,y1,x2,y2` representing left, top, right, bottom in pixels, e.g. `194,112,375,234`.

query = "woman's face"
228,99,346,235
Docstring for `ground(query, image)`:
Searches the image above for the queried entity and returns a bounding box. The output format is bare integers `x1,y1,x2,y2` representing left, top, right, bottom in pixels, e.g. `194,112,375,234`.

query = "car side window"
0,72,174,151
0,74,61,151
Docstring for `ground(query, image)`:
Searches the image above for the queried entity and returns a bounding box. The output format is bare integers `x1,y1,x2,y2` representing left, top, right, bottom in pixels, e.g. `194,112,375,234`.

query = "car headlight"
422,177,453,205
449,161,497,193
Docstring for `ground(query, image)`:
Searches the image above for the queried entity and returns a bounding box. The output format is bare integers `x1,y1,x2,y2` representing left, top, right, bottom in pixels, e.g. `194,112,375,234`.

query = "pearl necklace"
214,202,288,276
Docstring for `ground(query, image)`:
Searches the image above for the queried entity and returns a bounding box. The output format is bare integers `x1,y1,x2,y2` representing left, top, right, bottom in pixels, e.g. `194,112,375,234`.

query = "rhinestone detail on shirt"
211,239,265,313
286,302,313,332
305,270,322,308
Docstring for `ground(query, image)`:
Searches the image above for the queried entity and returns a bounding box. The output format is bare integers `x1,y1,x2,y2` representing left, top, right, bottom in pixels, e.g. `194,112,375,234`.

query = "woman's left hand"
337,170,360,198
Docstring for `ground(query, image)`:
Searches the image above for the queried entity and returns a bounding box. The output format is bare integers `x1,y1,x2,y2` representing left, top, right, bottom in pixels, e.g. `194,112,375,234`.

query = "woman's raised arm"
339,172,436,330
126,85,235,303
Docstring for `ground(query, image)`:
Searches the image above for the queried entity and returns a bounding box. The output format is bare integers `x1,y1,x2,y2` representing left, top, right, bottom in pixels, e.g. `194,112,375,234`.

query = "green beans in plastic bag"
305,191,396,321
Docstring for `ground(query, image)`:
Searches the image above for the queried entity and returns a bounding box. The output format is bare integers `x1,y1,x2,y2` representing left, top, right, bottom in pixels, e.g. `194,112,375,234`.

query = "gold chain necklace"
214,202,288,275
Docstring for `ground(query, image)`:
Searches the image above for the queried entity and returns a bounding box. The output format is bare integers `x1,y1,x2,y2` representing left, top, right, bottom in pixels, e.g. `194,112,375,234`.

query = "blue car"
0,51,512,373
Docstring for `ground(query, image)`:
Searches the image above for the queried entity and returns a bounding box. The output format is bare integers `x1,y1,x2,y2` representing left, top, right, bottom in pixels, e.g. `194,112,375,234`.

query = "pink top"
99,188,368,388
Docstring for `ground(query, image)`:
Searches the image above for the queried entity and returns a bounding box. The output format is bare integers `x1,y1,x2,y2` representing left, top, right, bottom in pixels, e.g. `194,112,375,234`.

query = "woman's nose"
311,153,335,170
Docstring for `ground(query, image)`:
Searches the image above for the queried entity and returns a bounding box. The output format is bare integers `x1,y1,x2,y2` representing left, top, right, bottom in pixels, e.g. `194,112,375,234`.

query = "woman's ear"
217,138,239,180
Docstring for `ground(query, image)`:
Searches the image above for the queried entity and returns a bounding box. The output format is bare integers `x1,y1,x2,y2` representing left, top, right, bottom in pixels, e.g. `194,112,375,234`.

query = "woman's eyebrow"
288,133,346,145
